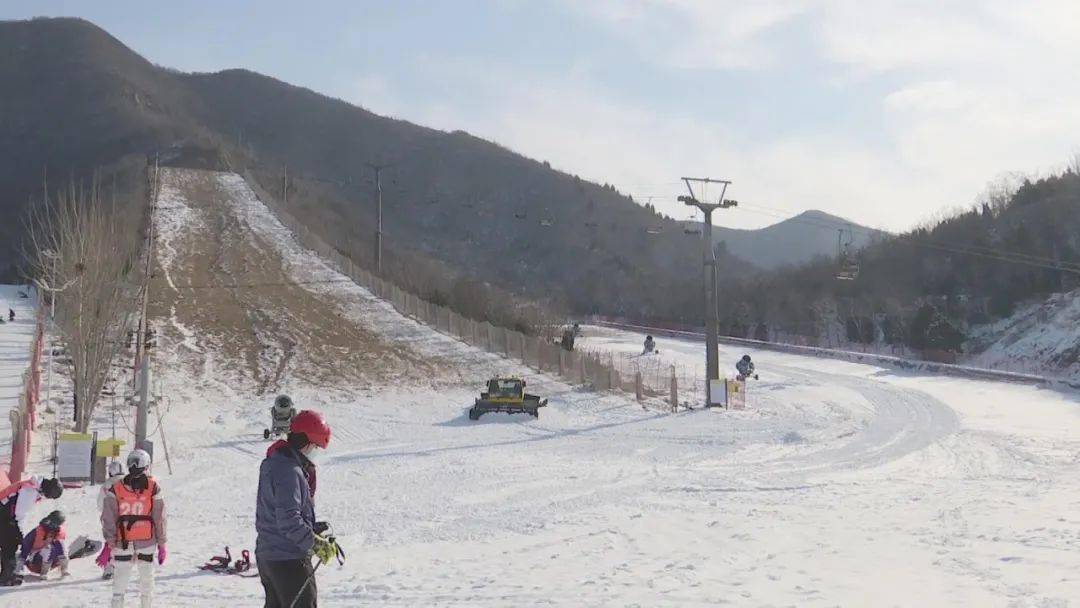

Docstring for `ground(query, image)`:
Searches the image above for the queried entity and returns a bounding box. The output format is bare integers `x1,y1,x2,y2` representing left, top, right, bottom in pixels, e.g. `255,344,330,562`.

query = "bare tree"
26,176,144,431
1068,152,1080,176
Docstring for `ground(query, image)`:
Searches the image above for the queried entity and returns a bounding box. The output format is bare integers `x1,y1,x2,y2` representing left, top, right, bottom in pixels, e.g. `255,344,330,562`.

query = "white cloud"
570,0,810,69
342,2,1080,232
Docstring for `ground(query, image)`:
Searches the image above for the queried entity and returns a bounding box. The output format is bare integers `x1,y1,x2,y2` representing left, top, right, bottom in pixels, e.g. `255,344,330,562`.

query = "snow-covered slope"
5,170,1079,607
0,284,36,470
966,289,1080,383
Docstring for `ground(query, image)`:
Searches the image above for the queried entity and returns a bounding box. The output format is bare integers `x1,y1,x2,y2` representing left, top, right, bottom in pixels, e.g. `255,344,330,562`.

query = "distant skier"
560,327,575,352
18,510,70,580
256,410,333,608
736,354,758,381
643,335,656,355
265,394,297,440
571,322,581,337
101,449,167,608
96,460,126,580
0,476,64,586
7,309,13,322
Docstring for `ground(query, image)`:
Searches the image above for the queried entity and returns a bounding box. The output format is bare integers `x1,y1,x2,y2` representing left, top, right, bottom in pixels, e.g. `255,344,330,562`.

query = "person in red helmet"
255,409,332,608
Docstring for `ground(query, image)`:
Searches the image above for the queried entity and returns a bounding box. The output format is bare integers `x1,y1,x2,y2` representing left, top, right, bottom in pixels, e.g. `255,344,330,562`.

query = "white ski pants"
111,545,155,608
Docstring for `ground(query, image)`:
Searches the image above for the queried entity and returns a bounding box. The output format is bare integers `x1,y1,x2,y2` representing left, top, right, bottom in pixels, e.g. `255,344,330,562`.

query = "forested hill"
0,16,746,324
719,168,1080,364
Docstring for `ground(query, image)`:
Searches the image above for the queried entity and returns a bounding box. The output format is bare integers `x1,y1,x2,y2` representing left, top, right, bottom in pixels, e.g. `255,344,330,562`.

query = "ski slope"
5,170,1080,607
0,284,36,473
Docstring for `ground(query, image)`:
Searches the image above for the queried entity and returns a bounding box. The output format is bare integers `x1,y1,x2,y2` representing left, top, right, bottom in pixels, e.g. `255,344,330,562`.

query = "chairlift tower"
678,177,737,386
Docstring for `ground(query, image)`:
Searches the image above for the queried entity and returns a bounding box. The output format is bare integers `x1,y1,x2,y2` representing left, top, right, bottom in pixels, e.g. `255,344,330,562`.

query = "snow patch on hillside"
966,289,1080,382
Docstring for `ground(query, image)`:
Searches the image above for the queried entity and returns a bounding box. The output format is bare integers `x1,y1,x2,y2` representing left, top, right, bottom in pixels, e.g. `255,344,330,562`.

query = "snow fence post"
8,407,26,481
670,366,678,412
635,371,644,402
578,353,587,384
526,336,537,368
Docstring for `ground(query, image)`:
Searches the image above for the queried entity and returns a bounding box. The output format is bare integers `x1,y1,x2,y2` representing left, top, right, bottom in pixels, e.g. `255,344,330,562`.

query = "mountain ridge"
0,16,744,323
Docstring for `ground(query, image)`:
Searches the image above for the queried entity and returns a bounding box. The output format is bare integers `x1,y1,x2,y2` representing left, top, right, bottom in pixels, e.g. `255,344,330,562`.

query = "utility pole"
366,163,392,275
678,177,737,393
135,155,160,448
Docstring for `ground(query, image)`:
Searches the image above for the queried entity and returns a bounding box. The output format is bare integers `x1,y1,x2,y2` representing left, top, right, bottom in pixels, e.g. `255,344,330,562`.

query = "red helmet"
290,410,331,448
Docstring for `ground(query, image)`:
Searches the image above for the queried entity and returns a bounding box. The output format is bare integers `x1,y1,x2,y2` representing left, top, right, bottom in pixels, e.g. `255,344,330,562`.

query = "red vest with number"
0,480,35,517
31,524,66,551
113,478,156,543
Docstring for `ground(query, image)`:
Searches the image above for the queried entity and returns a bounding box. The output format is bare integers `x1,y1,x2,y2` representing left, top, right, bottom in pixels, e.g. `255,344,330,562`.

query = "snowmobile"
468,377,548,420
263,394,297,440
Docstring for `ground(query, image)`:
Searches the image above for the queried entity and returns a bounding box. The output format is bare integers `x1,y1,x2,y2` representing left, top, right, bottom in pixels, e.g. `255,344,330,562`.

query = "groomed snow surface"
4,171,1079,607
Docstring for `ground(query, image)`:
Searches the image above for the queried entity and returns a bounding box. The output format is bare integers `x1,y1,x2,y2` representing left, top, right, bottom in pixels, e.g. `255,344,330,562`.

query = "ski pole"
288,537,344,608
288,559,322,608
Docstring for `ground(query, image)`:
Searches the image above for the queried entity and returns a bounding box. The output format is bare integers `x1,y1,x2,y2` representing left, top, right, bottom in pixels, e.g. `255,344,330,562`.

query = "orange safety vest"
113,478,157,546
0,480,35,517
31,524,66,551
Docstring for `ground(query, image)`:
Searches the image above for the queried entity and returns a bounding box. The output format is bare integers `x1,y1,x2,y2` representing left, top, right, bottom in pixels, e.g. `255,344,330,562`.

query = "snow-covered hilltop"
966,289,1080,383
7,169,1079,607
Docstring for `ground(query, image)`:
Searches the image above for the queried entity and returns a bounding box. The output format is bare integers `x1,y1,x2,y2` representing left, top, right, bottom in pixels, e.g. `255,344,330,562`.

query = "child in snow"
100,449,167,608
18,511,69,580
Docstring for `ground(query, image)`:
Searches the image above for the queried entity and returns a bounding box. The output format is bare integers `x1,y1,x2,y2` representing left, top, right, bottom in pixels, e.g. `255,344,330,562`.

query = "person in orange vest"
0,475,63,586
95,459,126,580
100,449,167,608
17,510,69,580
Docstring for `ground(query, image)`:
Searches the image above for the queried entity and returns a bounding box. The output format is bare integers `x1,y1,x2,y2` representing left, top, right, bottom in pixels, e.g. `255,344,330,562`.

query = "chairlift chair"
835,228,860,280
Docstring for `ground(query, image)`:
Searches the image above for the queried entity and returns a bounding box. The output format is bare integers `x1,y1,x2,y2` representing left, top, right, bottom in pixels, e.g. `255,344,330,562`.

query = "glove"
312,534,336,565
313,521,329,535
157,544,167,565
96,544,112,569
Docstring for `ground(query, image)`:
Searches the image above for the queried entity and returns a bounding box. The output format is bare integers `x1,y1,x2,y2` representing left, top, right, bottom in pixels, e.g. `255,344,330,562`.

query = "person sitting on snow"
643,335,656,354
17,510,69,580
0,476,64,586
736,354,758,380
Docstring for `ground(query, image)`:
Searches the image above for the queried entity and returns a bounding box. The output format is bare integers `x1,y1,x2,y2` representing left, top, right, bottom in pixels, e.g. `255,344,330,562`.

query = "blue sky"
4,1,1078,231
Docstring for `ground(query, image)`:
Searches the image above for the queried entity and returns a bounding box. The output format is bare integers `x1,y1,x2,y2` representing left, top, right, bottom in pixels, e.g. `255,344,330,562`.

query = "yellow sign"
97,438,126,458
59,433,93,441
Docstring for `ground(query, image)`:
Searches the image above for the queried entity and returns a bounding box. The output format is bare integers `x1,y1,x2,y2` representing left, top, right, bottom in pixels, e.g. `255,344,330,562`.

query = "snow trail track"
7,168,1079,607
